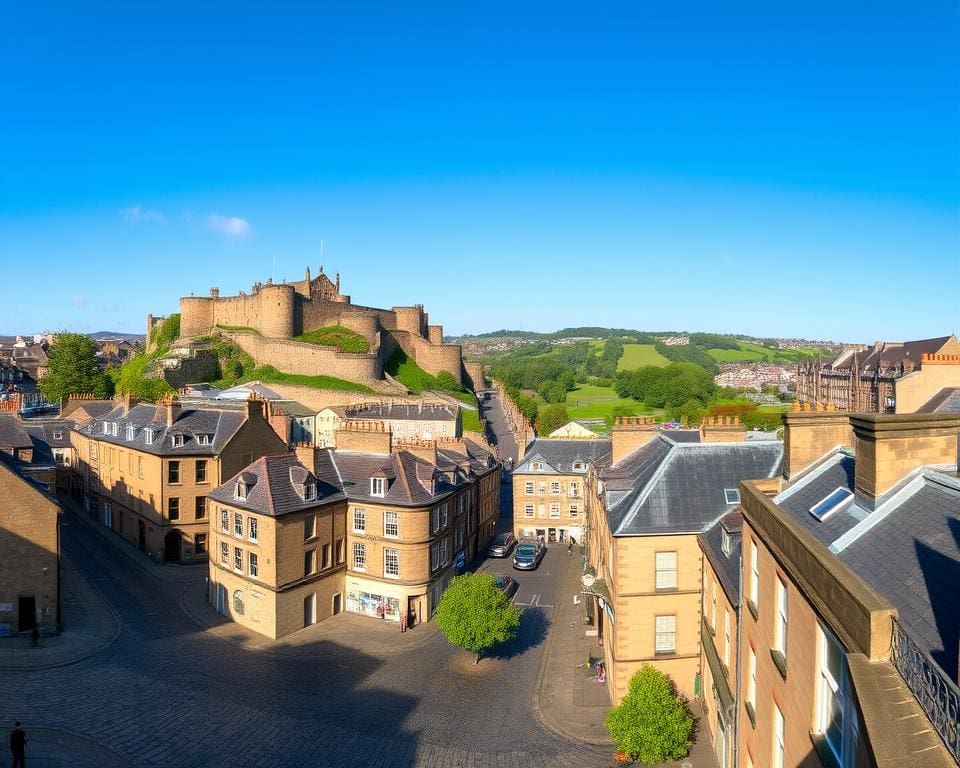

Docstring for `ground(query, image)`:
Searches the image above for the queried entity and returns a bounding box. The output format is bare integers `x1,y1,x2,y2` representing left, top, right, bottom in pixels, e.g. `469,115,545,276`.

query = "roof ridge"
394,452,414,502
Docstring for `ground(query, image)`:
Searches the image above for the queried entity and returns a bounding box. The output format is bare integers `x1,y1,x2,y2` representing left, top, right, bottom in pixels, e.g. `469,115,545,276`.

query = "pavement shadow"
487,605,551,661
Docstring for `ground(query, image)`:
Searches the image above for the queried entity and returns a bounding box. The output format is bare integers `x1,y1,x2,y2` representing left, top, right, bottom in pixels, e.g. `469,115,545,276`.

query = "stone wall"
391,330,463,383
462,361,485,392
161,349,221,390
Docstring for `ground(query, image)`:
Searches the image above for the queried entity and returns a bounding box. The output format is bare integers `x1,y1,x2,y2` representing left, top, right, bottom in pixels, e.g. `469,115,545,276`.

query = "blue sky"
1,2,957,342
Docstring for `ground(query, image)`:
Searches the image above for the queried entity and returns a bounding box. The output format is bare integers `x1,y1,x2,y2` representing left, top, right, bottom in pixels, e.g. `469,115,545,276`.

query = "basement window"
809,487,854,522
724,488,740,505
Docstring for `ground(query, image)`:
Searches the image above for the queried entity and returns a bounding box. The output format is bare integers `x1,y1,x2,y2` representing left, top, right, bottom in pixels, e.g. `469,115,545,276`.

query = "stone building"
583,417,783,703
206,424,500,639
151,266,465,387
796,335,960,413
733,410,960,767
511,437,611,545
315,401,461,448
0,459,60,636
0,413,33,462
69,395,288,564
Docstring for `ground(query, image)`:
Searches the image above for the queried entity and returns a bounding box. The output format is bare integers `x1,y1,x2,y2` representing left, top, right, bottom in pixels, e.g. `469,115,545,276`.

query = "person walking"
9,721,27,768
400,612,408,633
567,539,573,555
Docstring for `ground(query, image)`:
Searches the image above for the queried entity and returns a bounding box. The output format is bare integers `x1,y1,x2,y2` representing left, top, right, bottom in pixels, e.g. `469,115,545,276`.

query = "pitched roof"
918,388,960,414
219,381,283,400
829,336,956,373
602,436,783,535
75,402,248,456
515,438,612,475
0,414,32,450
345,402,459,422
700,511,743,605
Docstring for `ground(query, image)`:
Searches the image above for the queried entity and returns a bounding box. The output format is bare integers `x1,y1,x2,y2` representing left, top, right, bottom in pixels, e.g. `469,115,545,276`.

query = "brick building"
796,334,960,413
207,424,500,639
69,395,287,564
0,459,60,636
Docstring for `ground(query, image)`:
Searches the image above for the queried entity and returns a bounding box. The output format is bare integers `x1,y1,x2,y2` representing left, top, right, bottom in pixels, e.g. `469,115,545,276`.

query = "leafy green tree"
434,370,462,393
40,333,113,403
434,573,522,663
537,403,570,434
604,665,694,763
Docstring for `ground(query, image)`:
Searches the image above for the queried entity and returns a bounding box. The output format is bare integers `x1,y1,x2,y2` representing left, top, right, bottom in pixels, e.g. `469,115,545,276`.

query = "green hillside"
617,344,670,370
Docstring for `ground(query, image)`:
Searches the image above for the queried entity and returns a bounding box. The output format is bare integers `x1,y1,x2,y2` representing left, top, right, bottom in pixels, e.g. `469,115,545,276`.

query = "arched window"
232,590,245,615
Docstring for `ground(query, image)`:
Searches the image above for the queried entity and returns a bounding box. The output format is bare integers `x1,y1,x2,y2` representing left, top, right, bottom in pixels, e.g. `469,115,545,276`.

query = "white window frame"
748,647,757,710
248,552,258,578
724,610,731,668
750,539,759,608
524,503,534,518
353,507,366,534
773,705,785,768
384,547,399,578
235,482,247,501
220,541,228,564
655,614,676,654
724,488,740,504
234,547,243,574
524,481,534,495
549,503,560,519
352,542,366,571
550,481,561,496
569,504,579,518
248,517,258,543
384,510,399,538
568,482,579,497
234,512,243,537
220,509,229,533
816,626,859,767
370,477,385,497
655,551,678,590
775,576,788,658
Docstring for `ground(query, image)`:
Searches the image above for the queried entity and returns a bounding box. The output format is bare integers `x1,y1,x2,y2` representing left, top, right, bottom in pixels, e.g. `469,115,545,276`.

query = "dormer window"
724,489,740,505
126,424,136,441
52,430,63,441
235,482,248,500
532,461,543,471
304,483,316,501
721,529,733,556
370,477,386,497
111,422,119,437
102,422,110,435
572,461,585,471
144,428,155,445
196,433,212,446
171,434,185,448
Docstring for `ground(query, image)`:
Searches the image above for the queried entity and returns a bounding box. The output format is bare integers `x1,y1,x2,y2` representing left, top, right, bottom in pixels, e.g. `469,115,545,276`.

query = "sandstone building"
315,401,461,449
796,334,960,413
69,395,287,564
150,266,469,389
207,425,500,639
0,459,60,636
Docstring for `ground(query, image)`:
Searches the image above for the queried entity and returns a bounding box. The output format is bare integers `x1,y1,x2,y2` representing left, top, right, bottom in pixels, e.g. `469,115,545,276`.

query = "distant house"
548,421,599,439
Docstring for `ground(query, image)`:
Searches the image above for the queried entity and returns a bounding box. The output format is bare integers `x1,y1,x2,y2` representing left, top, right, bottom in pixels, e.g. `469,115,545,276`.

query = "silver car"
488,532,516,558
512,539,545,570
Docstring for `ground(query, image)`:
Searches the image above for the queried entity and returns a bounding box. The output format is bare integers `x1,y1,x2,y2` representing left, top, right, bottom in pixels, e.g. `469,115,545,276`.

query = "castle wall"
254,285,295,338
224,332,383,386
180,298,214,338
463,361,485,392
427,325,443,345
298,297,396,337
392,330,463,384
393,306,426,337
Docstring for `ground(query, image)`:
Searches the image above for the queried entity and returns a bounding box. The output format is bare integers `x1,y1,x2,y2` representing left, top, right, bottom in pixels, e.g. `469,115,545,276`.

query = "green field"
563,385,652,421
617,344,670,371
707,343,825,364
758,404,791,413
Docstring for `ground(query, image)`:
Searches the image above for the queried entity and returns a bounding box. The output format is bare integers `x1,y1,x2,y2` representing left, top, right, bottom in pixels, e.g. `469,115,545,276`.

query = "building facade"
70,396,287,564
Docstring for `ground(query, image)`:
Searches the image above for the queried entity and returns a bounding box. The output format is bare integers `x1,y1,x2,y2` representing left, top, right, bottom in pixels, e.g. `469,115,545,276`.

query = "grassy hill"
706,343,826,364
617,344,670,370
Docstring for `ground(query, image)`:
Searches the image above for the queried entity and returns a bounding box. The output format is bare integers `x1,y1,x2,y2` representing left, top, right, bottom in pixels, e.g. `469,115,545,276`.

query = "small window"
168,497,180,520
569,504,579,518
321,543,331,569
248,517,258,542
195,460,207,483
220,541,228,564
549,503,560,518
353,508,366,534
353,542,366,571
196,433,211,446
195,496,206,520
384,547,399,578
168,461,180,484
532,461,543,471
572,461,584,471
724,488,740,505
304,514,316,541
304,483,316,501
655,615,676,654
550,481,561,496
234,512,243,537
220,509,229,533
234,547,243,573
809,487,854,522
304,549,316,576
655,551,678,590
721,529,732,556
195,533,207,555
524,503,534,518
384,510,398,538
144,428,155,445
52,430,63,440
249,552,258,577
171,434,185,448
370,477,385,497
235,482,248,501
233,590,244,615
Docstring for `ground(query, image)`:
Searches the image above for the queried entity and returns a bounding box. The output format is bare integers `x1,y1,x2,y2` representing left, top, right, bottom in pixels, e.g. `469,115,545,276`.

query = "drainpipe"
732,553,743,768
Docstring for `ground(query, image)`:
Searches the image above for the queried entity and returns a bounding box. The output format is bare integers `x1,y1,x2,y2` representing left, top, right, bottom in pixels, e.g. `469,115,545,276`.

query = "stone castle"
148,266,471,390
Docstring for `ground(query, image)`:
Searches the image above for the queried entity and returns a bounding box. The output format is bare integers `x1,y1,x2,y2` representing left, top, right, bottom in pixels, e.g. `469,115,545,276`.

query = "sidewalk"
181,576,440,658
0,727,135,767
535,554,720,767
0,553,119,671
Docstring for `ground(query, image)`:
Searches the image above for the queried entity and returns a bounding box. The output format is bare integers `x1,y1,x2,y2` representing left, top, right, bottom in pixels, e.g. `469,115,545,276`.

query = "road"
0,429,612,766
479,388,523,465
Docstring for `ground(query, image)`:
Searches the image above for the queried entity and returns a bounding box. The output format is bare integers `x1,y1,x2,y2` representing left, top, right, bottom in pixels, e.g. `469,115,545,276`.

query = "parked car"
488,532,516,557
494,574,519,599
513,539,546,570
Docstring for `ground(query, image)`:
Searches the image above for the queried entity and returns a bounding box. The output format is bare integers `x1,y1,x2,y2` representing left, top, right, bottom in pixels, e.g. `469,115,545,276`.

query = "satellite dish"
581,573,596,588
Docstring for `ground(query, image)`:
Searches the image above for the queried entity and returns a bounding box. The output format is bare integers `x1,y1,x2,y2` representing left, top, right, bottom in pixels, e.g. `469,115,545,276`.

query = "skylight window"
724,489,740,505
809,487,854,522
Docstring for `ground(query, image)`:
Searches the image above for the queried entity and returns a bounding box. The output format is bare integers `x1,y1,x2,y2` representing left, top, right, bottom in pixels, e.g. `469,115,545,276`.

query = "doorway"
138,520,146,551
548,528,557,542
304,594,317,627
215,584,228,616
332,593,342,615
17,596,35,632
164,530,181,563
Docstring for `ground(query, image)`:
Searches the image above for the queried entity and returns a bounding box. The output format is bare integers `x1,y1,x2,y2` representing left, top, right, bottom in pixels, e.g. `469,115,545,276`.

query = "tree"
40,332,113,403
537,403,569,435
434,573,522,663
604,665,694,763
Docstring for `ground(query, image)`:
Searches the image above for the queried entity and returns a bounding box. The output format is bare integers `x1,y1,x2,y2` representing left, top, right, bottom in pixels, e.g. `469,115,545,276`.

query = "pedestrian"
9,721,26,768
30,626,39,648
400,612,408,633
567,539,573,555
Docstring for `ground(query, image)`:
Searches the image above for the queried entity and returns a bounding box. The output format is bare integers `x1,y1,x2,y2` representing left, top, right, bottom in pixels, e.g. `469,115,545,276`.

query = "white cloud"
71,293,89,308
121,205,166,223
205,213,251,239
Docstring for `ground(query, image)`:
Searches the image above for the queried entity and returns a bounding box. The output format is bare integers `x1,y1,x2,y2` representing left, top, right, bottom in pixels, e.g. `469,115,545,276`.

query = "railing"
890,618,960,761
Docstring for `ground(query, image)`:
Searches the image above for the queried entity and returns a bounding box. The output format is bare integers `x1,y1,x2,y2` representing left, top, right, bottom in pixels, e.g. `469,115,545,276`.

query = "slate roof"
774,451,863,546
515,438,612,475
210,452,345,516
21,420,73,464
700,511,743,605
0,413,32,450
838,475,960,680
345,402,459,422
602,437,783,535
828,336,956,373
918,388,960,414
219,382,283,400
275,401,316,419
75,402,248,456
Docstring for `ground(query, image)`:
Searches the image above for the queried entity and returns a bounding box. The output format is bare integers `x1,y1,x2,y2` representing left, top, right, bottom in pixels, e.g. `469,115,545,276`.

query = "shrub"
604,666,693,763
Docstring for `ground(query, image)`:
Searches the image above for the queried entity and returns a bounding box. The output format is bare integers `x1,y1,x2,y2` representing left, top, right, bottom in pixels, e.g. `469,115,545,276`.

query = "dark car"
488,532,516,557
494,574,519,599
512,539,545,570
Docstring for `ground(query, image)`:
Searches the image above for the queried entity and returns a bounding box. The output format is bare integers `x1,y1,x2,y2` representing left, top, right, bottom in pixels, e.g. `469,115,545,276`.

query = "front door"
17,596,35,632
138,521,146,551
332,593,342,615
304,594,317,627
164,530,181,563
215,584,228,616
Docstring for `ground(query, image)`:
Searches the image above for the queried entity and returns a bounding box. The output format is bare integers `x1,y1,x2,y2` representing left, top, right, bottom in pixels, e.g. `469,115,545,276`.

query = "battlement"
920,353,960,365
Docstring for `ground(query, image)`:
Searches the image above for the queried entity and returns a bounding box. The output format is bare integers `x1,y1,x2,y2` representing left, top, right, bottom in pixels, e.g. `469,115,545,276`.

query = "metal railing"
890,618,960,761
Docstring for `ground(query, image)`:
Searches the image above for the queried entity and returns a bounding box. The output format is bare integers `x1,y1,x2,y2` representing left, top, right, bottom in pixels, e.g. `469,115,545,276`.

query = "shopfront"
346,589,401,622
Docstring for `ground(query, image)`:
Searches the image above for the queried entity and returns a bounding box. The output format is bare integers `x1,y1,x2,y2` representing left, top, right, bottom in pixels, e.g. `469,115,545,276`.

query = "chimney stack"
397,438,438,465
335,420,393,455
699,416,747,443
245,394,264,421
781,404,852,479
165,396,181,427
293,442,317,473
850,413,960,508
611,416,658,465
